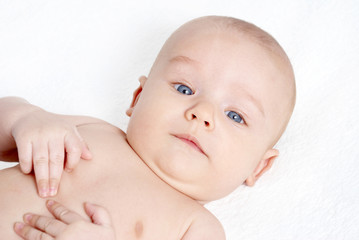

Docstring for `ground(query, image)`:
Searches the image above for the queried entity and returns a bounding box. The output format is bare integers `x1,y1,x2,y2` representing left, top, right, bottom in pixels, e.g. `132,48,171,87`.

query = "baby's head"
126,16,296,202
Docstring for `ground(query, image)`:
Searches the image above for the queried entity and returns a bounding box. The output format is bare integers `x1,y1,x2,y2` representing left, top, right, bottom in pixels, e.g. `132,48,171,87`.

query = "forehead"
162,29,280,84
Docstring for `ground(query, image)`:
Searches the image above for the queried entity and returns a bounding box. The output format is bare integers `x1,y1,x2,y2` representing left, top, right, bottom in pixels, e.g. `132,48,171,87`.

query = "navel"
135,221,143,238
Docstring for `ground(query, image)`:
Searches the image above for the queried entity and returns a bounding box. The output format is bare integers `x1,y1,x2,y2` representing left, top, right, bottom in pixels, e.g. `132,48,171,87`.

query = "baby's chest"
98,184,195,239
63,172,196,240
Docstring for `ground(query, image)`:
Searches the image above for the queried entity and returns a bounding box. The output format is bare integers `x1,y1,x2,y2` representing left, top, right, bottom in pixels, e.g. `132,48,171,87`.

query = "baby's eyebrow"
241,90,265,118
169,55,199,66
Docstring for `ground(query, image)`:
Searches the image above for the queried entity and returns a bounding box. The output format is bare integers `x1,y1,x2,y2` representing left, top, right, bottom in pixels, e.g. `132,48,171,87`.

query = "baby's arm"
0,97,105,197
181,210,226,240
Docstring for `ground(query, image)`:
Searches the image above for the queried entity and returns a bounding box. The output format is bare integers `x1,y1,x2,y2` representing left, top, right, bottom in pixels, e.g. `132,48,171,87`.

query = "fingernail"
49,187,57,196
40,188,48,198
14,222,24,231
47,200,54,207
24,214,32,223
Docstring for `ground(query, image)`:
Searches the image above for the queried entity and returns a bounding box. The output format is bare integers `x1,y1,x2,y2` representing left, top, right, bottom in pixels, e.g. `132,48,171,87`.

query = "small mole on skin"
135,221,143,238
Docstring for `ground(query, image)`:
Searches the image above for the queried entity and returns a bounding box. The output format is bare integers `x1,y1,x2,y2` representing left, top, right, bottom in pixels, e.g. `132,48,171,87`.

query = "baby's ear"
126,76,147,117
245,149,279,187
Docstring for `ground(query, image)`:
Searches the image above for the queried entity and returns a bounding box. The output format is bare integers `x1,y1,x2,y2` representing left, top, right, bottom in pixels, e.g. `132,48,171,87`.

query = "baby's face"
126,26,292,202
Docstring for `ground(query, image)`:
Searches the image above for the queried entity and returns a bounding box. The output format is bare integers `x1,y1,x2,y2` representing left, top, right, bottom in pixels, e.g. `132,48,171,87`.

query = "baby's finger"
85,202,113,227
64,134,82,172
47,200,85,224
32,141,50,198
80,142,92,160
23,213,66,237
16,140,33,174
74,128,92,160
14,222,54,240
48,139,65,196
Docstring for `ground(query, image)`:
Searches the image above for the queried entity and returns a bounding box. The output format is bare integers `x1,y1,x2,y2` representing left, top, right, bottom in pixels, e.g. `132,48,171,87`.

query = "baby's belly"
0,165,195,239
0,166,50,239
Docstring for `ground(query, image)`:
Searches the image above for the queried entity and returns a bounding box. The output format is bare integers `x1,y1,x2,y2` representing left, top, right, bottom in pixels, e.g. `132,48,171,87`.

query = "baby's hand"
12,110,92,197
14,200,116,240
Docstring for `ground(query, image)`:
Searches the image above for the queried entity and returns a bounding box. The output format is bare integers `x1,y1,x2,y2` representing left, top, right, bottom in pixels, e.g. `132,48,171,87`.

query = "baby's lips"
173,133,207,156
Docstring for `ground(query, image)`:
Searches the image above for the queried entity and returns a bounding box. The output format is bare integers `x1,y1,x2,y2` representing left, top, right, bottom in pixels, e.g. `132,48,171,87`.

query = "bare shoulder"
77,120,125,135
79,121,130,153
182,207,226,240
77,121,127,145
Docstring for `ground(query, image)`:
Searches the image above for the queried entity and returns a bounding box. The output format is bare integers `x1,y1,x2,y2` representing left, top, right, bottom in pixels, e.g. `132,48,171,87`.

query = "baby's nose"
185,102,214,130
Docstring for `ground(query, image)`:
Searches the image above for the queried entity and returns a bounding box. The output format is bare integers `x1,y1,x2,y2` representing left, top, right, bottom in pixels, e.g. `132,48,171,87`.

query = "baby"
0,15,295,239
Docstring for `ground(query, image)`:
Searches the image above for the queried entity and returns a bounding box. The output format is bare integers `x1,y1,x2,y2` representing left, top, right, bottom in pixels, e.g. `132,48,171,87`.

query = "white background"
1,1,359,239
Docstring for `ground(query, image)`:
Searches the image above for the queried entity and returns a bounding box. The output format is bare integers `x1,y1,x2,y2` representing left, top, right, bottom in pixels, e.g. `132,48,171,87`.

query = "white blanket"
1,1,358,239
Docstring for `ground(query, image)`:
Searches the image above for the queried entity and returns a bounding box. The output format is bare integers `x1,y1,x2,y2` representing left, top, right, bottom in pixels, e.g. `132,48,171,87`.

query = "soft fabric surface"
1,1,358,239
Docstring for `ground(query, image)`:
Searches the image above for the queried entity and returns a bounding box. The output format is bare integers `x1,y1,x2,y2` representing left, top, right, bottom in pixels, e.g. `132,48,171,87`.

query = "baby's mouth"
172,134,206,156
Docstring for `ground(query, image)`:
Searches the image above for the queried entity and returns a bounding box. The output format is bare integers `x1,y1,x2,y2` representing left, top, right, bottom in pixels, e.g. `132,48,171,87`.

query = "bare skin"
0,122,223,239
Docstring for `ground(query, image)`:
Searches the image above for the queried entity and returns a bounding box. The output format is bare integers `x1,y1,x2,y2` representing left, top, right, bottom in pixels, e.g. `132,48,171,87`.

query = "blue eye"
225,111,244,124
174,84,193,95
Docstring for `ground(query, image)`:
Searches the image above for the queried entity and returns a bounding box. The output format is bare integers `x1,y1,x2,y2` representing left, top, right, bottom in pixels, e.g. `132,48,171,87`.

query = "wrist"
5,98,43,137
